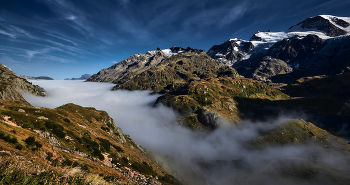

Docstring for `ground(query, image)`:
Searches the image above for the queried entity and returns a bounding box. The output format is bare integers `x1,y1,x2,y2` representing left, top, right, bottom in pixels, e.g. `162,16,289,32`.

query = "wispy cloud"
0,29,16,38
26,48,52,61
221,3,249,24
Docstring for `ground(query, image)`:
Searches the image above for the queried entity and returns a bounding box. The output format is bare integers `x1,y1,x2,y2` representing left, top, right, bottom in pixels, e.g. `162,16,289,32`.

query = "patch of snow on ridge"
162,48,186,57
319,15,350,32
162,49,173,57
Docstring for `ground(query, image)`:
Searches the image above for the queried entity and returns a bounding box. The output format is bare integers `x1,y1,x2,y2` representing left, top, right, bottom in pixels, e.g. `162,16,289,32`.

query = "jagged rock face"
252,57,293,82
0,64,46,103
288,15,349,37
207,39,254,66
266,34,326,64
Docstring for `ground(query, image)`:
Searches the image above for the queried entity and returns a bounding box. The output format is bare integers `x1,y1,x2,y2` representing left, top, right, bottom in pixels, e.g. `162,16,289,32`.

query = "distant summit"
17,75,54,80
65,74,91,80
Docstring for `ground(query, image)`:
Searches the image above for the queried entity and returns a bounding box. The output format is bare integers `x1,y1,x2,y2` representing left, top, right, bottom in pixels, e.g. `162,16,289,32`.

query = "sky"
0,0,349,79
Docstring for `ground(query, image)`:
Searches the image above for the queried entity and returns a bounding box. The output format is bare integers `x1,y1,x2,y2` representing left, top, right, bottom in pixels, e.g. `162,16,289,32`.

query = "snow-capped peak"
288,15,350,37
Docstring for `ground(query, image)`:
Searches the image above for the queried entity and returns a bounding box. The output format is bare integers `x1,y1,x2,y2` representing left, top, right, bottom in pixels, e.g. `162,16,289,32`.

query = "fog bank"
23,80,350,185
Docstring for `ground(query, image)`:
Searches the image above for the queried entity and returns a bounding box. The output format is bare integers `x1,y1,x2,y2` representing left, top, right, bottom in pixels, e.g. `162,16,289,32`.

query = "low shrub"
24,136,35,146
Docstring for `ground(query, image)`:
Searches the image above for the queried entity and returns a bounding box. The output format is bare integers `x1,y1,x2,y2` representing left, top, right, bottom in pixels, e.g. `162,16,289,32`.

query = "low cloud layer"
23,81,350,185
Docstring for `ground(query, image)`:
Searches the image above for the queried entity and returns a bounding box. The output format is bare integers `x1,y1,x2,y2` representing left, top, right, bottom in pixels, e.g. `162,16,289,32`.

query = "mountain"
17,75,54,80
65,74,92,80
87,46,207,84
208,15,350,85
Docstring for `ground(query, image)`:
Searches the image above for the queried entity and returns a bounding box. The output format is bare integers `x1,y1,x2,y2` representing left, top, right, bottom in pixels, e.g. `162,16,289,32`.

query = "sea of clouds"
23,80,350,185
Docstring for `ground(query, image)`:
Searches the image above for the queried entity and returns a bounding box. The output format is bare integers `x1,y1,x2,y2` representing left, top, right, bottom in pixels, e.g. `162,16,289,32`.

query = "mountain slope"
156,77,288,129
0,100,182,185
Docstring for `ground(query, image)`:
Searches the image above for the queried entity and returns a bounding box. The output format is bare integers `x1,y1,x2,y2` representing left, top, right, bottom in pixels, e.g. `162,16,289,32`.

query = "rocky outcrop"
0,64,46,103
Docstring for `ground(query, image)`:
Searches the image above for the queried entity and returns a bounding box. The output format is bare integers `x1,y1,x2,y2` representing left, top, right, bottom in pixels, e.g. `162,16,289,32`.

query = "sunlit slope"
0,100,182,185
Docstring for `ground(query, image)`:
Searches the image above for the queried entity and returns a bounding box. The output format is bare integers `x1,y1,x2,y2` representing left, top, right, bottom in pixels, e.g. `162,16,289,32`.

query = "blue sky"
0,0,349,79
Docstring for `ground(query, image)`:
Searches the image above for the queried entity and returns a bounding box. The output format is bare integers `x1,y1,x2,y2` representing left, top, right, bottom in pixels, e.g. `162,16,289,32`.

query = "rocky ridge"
16,75,54,80
0,64,46,103
87,46,203,84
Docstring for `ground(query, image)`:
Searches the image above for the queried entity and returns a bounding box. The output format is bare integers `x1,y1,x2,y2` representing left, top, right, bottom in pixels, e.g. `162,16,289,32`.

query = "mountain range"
208,15,350,86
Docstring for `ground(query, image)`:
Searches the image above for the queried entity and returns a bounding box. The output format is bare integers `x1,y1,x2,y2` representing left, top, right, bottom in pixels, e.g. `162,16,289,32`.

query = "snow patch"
162,49,186,57
162,49,173,57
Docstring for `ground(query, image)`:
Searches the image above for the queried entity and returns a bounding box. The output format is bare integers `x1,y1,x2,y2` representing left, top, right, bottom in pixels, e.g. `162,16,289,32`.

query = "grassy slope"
0,100,181,185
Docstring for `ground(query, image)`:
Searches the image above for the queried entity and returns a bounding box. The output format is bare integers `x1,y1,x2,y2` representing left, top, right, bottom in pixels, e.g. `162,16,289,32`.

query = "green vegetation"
112,144,124,153
101,126,109,132
24,136,42,151
45,120,66,138
0,131,18,144
131,162,156,176
159,174,183,185
97,137,111,152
